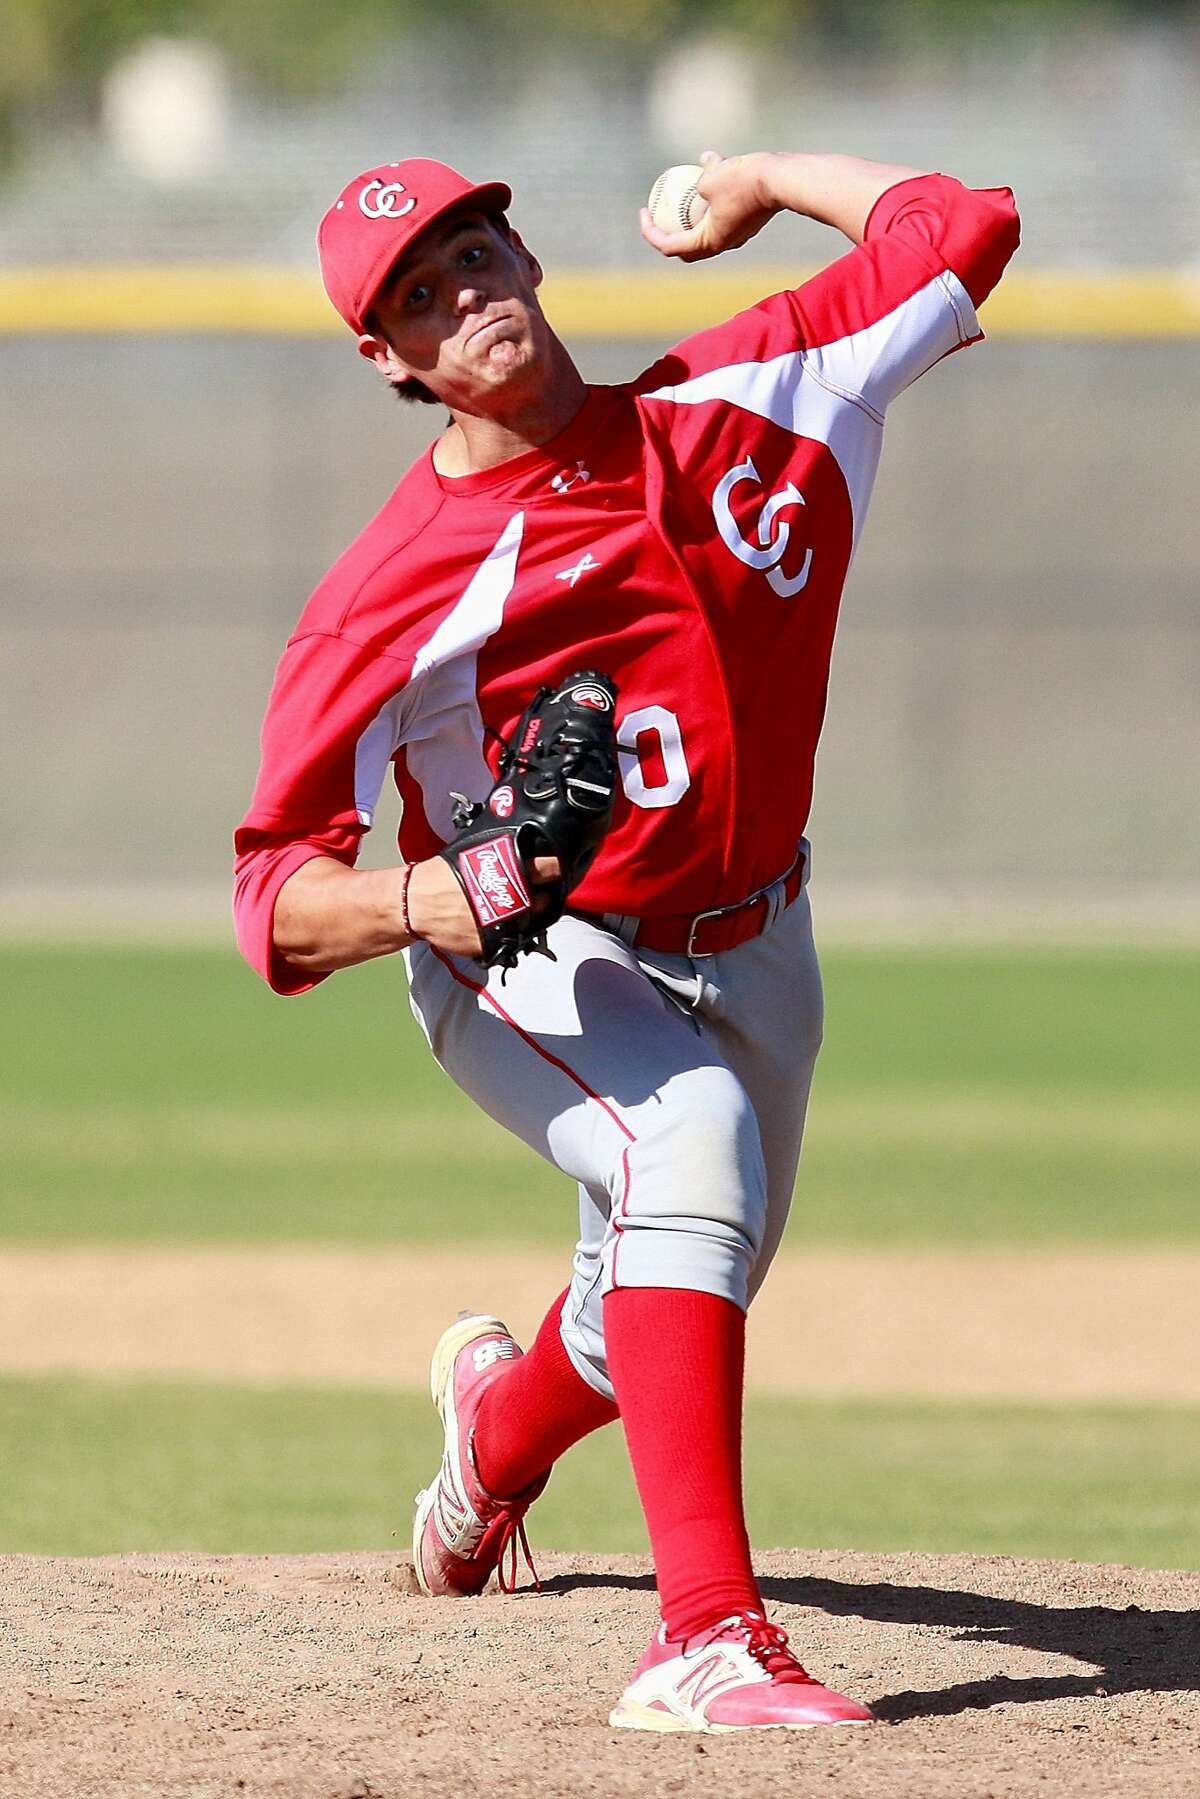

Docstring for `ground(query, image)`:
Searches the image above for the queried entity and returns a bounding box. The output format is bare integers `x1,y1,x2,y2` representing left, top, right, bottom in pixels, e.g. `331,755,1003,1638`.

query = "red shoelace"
495,1511,540,1594
467,1427,543,1594
692,1613,817,1684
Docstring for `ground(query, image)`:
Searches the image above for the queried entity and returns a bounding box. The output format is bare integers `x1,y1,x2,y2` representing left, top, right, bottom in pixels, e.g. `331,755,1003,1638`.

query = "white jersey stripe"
349,509,526,839
642,271,978,549
353,690,406,826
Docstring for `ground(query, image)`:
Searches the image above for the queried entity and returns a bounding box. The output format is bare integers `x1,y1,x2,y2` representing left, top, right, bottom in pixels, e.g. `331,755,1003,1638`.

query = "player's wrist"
398,862,419,943
403,859,435,943
746,151,793,216
402,856,486,958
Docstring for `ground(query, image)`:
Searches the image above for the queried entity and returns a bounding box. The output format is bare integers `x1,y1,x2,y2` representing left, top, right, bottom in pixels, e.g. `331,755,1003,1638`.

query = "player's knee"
627,1067,768,1255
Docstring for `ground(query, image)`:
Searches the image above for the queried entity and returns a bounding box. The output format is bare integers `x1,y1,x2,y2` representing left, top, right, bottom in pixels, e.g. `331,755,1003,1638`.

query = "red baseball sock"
603,1286,762,1640
473,1288,618,1497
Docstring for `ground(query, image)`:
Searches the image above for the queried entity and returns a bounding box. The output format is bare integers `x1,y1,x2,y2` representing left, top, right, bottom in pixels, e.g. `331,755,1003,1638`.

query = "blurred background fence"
3,1,1198,939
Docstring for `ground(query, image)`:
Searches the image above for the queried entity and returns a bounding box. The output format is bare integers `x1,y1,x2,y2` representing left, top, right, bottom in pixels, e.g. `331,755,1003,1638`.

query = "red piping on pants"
428,946,637,1284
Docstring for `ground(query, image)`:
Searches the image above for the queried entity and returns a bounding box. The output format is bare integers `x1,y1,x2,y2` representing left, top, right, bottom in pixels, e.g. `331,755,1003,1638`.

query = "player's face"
359,210,551,414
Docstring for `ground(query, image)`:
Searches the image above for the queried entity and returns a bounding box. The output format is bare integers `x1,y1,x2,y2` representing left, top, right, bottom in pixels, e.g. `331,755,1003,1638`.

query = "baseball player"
234,148,1018,1732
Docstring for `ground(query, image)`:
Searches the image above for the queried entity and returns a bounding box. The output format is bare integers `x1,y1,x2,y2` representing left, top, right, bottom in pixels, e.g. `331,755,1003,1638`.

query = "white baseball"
647,164,709,234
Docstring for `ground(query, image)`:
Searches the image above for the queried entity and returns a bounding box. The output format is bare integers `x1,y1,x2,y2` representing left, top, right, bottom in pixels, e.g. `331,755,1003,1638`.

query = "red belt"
581,852,806,959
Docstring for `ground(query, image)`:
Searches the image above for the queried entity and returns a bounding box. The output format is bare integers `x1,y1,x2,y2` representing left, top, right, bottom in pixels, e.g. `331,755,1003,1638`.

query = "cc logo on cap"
358,180,416,220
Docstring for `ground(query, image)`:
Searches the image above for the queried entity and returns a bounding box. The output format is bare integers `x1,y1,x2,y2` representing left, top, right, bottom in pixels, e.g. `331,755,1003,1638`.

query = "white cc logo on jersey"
358,180,416,220
712,455,812,598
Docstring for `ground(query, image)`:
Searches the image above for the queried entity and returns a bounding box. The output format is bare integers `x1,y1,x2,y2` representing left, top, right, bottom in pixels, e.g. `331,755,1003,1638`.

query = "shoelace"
495,1510,540,1594
414,1481,540,1593
690,1613,817,1685
461,1426,543,1593
743,1618,816,1683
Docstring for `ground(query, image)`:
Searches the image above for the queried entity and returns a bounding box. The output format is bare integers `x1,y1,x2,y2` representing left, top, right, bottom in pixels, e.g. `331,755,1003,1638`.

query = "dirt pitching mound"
2,1549,1197,1799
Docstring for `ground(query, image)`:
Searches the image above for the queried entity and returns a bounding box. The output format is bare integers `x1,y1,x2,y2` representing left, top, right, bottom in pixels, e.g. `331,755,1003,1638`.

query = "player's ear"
357,330,390,369
510,227,543,289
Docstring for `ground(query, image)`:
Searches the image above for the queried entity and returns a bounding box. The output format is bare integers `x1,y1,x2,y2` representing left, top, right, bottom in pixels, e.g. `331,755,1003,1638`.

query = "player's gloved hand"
434,670,620,973
639,150,778,264
406,853,561,960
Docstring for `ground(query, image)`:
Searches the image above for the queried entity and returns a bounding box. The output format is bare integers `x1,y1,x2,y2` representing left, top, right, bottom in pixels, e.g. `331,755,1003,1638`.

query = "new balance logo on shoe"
432,1460,483,1556
472,1339,517,1373
673,1653,745,1708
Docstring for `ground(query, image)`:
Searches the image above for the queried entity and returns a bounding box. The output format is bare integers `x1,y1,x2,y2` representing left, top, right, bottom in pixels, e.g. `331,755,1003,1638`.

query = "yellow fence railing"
2,263,1197,339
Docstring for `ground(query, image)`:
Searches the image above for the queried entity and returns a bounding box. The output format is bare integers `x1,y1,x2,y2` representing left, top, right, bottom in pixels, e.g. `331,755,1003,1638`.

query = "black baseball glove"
440,670,620,972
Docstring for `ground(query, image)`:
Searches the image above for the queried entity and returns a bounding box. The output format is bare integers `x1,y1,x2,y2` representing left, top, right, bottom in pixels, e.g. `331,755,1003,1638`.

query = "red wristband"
400,863,418,940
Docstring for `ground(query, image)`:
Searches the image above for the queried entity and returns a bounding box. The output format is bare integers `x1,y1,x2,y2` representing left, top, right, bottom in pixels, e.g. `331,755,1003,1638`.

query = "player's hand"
639,151,779,264
405,854,562,958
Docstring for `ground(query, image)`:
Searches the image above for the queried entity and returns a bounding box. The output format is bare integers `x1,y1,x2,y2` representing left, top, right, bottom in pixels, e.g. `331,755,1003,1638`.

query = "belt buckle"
684,853,800,958
685,905,726,959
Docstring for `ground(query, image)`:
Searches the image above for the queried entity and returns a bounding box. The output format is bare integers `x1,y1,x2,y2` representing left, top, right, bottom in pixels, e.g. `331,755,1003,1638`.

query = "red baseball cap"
317,157,513,335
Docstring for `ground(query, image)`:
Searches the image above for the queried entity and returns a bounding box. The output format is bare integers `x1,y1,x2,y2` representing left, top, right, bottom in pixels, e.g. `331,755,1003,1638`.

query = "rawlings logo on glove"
455,838,531,926
440,670,619,972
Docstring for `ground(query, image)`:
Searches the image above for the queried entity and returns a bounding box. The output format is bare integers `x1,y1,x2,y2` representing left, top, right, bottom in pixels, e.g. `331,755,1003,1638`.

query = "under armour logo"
358,179,416,220
555,551,601,587
712,455,812,598
551,462,591,494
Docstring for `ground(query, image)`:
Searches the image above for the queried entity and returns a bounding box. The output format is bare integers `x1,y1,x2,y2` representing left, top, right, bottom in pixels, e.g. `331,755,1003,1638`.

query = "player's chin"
450,336,542,410
473,344,542,400
474,330,533,375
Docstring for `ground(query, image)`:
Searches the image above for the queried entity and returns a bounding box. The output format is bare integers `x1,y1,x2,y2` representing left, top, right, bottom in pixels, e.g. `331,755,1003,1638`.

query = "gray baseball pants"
404,855,822,1401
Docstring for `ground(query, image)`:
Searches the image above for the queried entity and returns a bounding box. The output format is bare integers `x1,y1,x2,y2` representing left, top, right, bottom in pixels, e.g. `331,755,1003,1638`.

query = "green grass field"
2,943,1197,1566
4,1376,1198,1570
3,944,1196,1244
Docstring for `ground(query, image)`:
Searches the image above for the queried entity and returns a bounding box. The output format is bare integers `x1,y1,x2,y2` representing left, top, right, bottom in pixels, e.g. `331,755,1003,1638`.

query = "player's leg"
549,887,827,1599
558,878,823,1402
405,916,771,1628
581,887,869,1729
690,880,825,1297
470,1284,616,1499
405,916,771,1332
407,910,872,1726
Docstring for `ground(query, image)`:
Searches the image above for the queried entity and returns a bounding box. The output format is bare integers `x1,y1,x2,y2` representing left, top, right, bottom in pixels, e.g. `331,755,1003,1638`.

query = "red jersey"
235,174,1019,993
